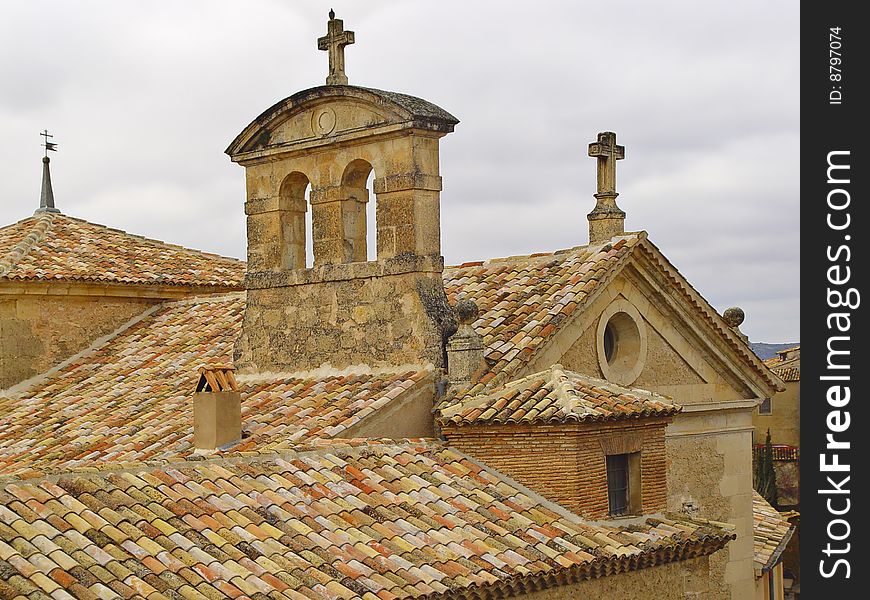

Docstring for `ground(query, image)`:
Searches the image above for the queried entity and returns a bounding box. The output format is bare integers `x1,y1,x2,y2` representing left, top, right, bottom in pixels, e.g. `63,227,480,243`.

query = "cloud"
0,0,799,342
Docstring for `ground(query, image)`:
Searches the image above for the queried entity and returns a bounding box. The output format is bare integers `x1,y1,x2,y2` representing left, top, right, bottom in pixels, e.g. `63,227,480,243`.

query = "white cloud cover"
0,0,799,342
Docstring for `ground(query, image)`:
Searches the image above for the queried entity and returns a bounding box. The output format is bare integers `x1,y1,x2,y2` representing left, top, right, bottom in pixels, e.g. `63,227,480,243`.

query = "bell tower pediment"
226,86,458,162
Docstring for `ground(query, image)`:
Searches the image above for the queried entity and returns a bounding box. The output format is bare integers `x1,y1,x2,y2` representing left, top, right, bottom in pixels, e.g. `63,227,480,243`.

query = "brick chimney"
193,365,241,450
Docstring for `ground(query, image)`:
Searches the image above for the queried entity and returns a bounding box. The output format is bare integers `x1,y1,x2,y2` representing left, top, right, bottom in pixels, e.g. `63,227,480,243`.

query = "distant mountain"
750,342,799,361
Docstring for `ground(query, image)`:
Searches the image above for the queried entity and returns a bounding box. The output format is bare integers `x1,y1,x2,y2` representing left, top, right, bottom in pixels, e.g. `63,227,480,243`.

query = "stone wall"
752,380,800,447
666,410,756,600
0,294,157,389
236,256,456,373
559,311,705,389
340,373,437,439
442,419,669,519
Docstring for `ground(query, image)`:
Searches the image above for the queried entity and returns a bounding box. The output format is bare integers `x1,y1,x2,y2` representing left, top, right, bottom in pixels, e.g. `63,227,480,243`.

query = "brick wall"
442,418,670,519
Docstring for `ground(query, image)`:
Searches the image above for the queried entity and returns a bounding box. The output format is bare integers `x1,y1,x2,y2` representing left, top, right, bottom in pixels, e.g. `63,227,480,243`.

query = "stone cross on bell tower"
318,9,355,85
587,131,626,244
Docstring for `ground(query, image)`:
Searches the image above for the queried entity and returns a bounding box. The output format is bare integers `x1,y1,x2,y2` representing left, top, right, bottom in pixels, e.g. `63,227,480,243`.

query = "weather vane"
40,129,57,157
37,129,59,213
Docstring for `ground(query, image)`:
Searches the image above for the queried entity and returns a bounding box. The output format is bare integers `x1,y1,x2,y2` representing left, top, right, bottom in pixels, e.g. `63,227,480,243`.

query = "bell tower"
226,12,459,374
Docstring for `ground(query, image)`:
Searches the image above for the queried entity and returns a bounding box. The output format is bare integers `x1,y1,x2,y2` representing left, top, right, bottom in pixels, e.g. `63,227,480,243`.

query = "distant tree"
753,429,779,508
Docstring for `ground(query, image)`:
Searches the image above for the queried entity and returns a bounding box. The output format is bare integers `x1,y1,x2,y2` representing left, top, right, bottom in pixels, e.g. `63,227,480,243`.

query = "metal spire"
37,130,60,213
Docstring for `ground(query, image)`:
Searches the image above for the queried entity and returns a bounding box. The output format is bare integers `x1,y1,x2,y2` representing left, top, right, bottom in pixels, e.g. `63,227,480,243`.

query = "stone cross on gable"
586,131,627,244
588,131,624,196
318,10,355,85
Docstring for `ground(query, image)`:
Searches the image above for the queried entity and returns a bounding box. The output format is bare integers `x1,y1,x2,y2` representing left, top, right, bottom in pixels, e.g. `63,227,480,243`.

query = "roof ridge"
235,361,433,384
445,246,586,270
159,290,247,306
0,211,55,277
635,238,785,394
0,438,439,486
494,365,671,400
52,213,245,263
438,365,680,426
444,231,649,270
550,365,584,414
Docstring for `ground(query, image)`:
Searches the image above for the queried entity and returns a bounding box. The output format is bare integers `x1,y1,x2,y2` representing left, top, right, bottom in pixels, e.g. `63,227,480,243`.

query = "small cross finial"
318,10,355,85
40,129,58,158
588,132,624,196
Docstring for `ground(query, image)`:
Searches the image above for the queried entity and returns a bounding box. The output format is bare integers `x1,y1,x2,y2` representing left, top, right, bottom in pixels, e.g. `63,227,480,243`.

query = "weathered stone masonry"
226,86,460,373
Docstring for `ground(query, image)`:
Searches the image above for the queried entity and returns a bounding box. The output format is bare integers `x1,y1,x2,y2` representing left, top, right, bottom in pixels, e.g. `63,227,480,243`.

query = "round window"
603,323,616,363
596,299,647,385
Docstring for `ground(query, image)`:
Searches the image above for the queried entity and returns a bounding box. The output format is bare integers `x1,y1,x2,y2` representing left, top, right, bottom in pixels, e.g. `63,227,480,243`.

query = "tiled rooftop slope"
763,348,800,383
0,213,244,288
0,295,430,479
0,443,734,600
443,236,641,393
751,492,794,572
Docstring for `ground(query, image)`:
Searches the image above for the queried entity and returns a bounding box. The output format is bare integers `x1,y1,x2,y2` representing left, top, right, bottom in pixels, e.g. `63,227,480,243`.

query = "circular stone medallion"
312,108,337,136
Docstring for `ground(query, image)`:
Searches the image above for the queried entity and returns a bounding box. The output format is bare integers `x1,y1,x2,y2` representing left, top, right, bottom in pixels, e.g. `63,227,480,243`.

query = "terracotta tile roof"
0,442,735,599
752,491,794,573
444,235,642,393
445,233,783,398
0,294,432,479
437,366,679,426
769,367,798,382
763,348,800,382
0,212,245,288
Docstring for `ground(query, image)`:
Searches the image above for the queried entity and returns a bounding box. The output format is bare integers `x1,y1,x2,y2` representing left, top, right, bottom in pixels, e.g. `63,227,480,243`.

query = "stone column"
310,185,346,266
373,172,442,259
280,195,307,270
340,186,368,263
311,184,370,265
245,194,307,272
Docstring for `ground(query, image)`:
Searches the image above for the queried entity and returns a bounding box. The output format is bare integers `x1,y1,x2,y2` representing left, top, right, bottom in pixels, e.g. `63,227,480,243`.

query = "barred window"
606,454,630,516
606,452,642,516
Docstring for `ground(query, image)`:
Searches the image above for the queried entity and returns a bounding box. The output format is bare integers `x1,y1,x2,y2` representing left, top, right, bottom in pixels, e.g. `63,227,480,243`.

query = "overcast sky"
0,0,799,343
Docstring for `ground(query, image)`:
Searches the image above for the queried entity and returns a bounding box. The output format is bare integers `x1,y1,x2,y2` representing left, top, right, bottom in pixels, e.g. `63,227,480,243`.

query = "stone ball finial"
455,298,479,325
723,306,745,328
